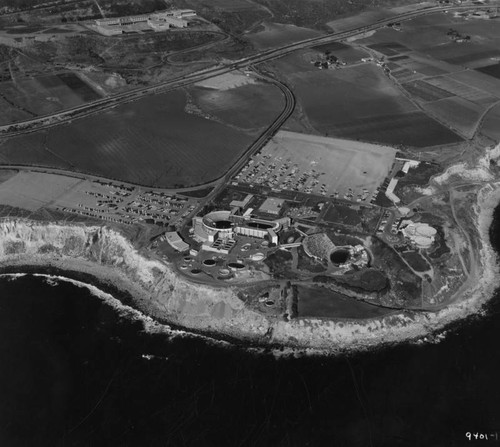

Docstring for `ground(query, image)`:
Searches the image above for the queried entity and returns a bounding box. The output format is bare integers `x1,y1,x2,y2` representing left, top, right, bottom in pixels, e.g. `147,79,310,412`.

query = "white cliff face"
0,219,271,342
0,199,498,354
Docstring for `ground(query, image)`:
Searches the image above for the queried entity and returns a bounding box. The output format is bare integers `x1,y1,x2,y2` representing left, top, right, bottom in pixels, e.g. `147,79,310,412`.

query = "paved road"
1,2,497,137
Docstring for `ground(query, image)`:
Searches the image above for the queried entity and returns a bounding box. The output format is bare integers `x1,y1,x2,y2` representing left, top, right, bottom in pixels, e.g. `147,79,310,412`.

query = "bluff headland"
0,181,497,353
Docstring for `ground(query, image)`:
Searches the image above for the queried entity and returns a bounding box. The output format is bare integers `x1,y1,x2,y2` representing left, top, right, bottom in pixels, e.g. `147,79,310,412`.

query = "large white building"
192,210,290,254
94,9,195,35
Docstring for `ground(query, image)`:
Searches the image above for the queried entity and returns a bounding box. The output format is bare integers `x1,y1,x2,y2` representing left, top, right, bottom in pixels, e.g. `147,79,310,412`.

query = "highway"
0,2,497,137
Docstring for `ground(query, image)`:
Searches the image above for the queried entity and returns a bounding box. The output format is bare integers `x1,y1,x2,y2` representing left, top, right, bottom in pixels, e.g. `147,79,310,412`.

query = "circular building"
202,210,234,236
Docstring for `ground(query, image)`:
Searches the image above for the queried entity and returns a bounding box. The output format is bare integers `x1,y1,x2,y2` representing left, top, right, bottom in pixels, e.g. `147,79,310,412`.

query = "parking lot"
235,131,396,203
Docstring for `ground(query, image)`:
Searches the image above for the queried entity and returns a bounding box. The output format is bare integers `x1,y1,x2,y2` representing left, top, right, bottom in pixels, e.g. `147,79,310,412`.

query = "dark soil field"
57,73,101,102
0,89,257,188
323,204,362,227
476,63,500,80
189,82,284,131
401,251,430,272
370,237,422,306
272,54,460,147
332,111,462,148
296,285,392,319
394,161,441,188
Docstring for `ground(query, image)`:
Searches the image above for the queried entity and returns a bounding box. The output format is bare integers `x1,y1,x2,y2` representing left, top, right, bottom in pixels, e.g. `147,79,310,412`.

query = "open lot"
236,131,395,201
0,170,198,226
0,88,261,188
0,171,81,211
189,73,284,131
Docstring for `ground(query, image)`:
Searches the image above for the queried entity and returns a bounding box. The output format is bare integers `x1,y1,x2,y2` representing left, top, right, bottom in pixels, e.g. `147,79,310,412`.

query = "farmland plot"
271,53,460,147
422,97,485,138
0,89,262,188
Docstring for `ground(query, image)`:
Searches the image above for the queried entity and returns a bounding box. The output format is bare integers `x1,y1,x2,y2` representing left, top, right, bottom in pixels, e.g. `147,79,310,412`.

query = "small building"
96,25,123,36
259,197,285,216
165,231,189,252
148,18,170,31
230,194,253,209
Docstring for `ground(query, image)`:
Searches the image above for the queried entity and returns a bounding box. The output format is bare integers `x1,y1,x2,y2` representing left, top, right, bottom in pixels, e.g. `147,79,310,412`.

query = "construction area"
235,131,396,202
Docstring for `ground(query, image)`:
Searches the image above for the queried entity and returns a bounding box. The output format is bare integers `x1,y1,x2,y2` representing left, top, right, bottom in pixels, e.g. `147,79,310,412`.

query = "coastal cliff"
0,180,498,353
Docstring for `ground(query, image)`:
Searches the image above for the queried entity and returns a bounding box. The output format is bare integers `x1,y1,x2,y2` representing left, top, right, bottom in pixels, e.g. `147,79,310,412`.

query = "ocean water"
1,208,500,446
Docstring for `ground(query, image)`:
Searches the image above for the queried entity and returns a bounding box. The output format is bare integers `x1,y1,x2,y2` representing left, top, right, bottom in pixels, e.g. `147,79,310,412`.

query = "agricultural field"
244,22,321,50
401,80,454,103
358,12,500,58
424,75,497,105
188,72,285,131
476,63,500,80
0,97,33,125
480,103,500,143
236,131,396,201
0,72,101,123
422,97,485,139
0,88,272,188
269,51,460,148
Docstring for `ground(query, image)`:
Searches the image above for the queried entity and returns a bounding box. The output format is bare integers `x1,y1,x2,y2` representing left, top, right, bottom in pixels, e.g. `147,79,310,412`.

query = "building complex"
94,9,196,35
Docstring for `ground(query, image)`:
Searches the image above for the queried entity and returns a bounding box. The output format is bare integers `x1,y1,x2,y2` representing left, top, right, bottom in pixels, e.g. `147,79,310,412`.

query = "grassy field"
244,22,321,50
182,0,269,35
0,97,33,126
296,285,392,319
189,74,285,131
271,52,460,147
0,171,81,212
0,73,101,121
0,89,261,188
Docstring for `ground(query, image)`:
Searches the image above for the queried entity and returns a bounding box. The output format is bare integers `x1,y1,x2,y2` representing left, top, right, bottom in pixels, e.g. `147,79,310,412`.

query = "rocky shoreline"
0,180,498,354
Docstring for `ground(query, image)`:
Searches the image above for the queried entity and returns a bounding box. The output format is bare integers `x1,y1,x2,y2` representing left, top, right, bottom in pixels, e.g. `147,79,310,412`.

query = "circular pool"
330,249,350,265
228,262,245,270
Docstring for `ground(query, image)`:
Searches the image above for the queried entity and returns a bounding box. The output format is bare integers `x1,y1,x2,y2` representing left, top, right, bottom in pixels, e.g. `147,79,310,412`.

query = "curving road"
0,2,497,137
